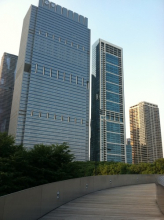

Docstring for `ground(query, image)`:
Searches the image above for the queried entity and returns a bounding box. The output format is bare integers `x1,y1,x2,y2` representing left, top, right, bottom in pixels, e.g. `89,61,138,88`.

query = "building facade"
126,138,132,164
0,53,18,133
9,0,90,161
129,101,163,163
91,39,126,162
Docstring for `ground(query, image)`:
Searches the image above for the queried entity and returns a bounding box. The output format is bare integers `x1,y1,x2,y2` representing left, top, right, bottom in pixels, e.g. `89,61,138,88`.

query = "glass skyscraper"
126,138,132,164
130,101,163,163
0,53,17,133
9,0,90,161
91,39,126,162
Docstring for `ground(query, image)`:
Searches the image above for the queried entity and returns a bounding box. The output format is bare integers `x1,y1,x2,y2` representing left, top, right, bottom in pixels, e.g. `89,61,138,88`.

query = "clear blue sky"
0,0,164,155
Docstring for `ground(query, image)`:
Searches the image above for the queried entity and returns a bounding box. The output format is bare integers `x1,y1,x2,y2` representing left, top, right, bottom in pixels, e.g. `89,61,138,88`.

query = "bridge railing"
156,175,164,214
0,174,161,220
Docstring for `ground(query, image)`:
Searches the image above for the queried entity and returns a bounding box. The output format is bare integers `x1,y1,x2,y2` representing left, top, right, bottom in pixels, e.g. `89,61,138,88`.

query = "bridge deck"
40,183,164,220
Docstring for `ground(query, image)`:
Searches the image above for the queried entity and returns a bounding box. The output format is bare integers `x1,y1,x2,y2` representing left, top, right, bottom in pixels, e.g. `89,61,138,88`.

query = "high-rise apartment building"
91,39,126,162
0,53,18,133
129,101,163,164
9,0,90,161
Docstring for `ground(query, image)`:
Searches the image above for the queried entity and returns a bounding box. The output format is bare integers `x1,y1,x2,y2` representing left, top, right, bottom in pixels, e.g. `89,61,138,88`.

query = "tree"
0,132,15,157
0,132,24,158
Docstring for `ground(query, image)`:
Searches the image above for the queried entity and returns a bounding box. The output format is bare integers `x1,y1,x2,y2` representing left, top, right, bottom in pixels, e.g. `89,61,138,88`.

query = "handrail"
0,174,161,220
156,175,164,215
157,175,164,186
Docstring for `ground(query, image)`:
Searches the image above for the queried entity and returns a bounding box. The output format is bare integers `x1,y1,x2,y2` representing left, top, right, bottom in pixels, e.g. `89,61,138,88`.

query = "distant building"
126,138,132,164
9,0,90,161
0,53,17,133
91,39,126,162
129,101,163,164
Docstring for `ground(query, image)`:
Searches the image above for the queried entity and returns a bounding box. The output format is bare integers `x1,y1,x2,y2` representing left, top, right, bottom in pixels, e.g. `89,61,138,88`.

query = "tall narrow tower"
9,0,90,161
129,101,163,163
91,39,126,162
0,53,17,133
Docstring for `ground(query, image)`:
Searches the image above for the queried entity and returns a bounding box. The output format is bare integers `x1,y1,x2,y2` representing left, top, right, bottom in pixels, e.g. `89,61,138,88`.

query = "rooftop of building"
37,0,88,27
130,101,158,109
93,38,123,50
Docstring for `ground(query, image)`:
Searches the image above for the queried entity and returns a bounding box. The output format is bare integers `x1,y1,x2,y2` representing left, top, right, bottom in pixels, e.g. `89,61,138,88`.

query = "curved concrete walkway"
40,183,164,220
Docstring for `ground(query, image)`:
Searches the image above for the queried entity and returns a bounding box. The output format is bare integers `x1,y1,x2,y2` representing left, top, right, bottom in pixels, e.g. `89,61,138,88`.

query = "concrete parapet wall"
156,176,164,215
0,174,161,220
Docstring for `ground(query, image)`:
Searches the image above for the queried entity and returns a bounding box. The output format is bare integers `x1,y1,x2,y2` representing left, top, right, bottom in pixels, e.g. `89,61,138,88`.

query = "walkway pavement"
40,183,164,220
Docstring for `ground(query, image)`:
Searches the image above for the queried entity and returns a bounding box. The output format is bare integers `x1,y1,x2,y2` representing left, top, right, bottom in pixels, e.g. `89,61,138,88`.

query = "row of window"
106,115,123,122
106,53,119,66
106,72,121,85
107,121,124,133
38,31,85,51
106,63,120,75
106,82,121,94
35,64,89,88
31,111,84,124
106,101,122,113
107,132,124,144
106,91,122,104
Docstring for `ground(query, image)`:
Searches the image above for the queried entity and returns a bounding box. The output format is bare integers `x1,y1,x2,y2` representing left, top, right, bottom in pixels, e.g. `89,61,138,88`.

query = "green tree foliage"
154,159,164,174
0,134,75,196
0,132,164,196
0,132,23,157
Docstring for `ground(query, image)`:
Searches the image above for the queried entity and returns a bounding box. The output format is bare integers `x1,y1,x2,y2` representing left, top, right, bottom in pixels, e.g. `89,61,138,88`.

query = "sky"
0,0,164,155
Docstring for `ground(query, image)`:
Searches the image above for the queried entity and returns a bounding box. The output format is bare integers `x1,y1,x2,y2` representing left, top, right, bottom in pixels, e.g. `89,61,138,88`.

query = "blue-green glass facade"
91,39,126,162
126,138,132,164
9,0,90,161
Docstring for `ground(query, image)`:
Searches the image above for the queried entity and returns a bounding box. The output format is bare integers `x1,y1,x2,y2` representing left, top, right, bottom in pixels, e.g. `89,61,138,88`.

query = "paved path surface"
40,183,164,220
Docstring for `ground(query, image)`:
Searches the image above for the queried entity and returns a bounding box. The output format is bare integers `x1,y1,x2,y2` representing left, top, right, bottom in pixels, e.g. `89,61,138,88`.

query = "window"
106,72,119,84
75,118,77,123
77,45,79,49
120,117,123,122
43,67,45,75
59,38,61,42
106,91,120,103
61,116,63,121
107,133,124,144
83,47,85,51
68,117,70,122
65,40,67,44
50,69,52,77
106,53,119,66
35,64,38,73
39,112,41,117
54,114,56,120
71,42,73,47
81,119,83,124
24,63,31,73
107,122,120,133
47,113,49,118
106,63,119,75
87,81,89,89
57,70,59,79
63,72,65,81
70,74,72,83
106,82,119,94
82,78,84,86
76,76,78,84
53,35,55,39
46,33,48,37
111,112,114,120
31,111,33,116
39,31,41,35
106,101,120,113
